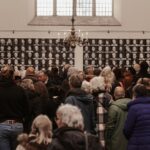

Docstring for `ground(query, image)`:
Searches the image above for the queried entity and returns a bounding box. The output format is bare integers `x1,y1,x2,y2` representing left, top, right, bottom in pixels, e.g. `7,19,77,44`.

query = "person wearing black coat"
48,104,102,150
65,74,96,134
0,65,29,150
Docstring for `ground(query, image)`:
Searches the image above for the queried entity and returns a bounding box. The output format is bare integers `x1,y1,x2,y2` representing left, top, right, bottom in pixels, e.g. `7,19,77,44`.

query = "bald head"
114,86,125,100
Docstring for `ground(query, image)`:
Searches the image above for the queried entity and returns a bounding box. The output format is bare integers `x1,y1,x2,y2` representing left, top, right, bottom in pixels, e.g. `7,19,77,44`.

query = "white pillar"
74,45,83,70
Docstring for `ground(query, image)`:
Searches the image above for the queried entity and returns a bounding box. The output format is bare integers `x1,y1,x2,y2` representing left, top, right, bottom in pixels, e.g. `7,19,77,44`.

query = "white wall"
0,0,150,38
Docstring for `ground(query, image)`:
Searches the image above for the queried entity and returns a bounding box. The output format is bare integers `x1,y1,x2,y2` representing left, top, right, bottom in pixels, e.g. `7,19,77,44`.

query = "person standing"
65,73,96,134
49,104,101,150
105,87,131,150
0,65,29,150
124,84,150,150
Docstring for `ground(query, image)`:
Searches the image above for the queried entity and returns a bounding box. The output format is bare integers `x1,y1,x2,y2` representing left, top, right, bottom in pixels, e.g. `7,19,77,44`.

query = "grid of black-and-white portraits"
0,38,150,71
83,39,150,70
0,38,74,70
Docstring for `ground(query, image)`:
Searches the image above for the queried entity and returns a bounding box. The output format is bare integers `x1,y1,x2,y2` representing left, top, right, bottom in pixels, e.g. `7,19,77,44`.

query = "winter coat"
48,127,102,150
24,90,42,133
0,78,29,122
105,98,131,150
65,88,96,133
26,135,50,150
124,97,150,150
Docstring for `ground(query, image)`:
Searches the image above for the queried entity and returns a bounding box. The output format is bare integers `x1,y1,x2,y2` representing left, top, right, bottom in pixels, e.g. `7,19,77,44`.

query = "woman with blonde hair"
26,115,52,150
100,66,115,92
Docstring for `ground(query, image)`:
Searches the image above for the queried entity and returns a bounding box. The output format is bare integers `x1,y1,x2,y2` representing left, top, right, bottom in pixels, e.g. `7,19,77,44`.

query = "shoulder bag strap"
85,132,88,150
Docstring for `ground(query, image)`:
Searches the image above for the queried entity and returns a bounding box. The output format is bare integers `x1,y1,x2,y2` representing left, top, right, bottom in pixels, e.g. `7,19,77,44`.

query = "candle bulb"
81,33,84,38
63,32,66,39
79,29,81,37
85,32,88,39
57,32,60,39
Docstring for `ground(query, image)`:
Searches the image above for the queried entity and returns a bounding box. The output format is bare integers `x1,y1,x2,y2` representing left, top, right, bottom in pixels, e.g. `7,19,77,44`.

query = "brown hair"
69,74,82,88
1,65,14,79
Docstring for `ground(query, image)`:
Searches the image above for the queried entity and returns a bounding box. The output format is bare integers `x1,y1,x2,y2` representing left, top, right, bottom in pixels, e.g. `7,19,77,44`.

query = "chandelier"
58,16,88,49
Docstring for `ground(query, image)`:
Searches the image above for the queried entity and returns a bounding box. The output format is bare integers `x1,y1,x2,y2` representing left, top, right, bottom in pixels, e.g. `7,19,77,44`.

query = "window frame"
29,0,121,26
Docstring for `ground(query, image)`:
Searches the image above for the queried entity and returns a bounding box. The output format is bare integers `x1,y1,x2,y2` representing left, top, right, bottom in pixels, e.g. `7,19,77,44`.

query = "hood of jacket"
66,88,93,104
128,97,150,109
111,98,131,111
53,127,85,150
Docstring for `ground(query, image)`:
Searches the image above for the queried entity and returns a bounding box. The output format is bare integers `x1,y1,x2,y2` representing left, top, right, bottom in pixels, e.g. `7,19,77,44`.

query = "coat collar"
128,97,150,108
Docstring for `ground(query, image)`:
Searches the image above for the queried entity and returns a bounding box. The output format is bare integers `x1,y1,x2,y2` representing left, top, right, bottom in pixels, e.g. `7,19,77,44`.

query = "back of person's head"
136,78,150,95
26,67,35,76
37,70,47,82
51,66,59,75
85,65,94,75
56,104,84,130
100,66,115,91
81,80,92,93
69,73,82,88
30,115,52,145
34,81,49,98
19,79,34,91
67,66,79,77
14,70,21,80
140,61,149,72
93,68,101,76
78,71,85,81
114,86,125,100
137,78,150,88
113,67,124,81
63,64,71,71
132,84,147,98
100,66,112,77
0,65,14,80
90,76,106,93
128,67,136,76
17,133,28,146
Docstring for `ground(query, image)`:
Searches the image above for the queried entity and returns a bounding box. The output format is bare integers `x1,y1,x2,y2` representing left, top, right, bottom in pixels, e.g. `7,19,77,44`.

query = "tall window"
96,0,112,16
77,0,92,16
57,0,73,16
37,0,53,16
36,0,113,16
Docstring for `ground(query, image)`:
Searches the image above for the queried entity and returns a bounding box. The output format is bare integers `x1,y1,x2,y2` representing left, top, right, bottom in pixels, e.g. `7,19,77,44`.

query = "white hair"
57,104,84,130
81,80,92,93
90,76,106,92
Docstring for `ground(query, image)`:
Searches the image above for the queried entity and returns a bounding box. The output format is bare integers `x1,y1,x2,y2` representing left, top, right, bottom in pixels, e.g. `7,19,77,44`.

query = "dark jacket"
65,88,96,133
26,135,50,150
24,90,42,133
105,98,131,150
48,127,101,150
124,97,150,150
0,78,29,122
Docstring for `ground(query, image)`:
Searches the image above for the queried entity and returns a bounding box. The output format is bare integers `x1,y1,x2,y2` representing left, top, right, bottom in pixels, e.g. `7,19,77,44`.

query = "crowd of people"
0,60,150,150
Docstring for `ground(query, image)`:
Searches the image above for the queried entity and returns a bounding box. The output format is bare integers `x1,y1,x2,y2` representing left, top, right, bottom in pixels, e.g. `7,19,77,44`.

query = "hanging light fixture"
59,16,88,48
